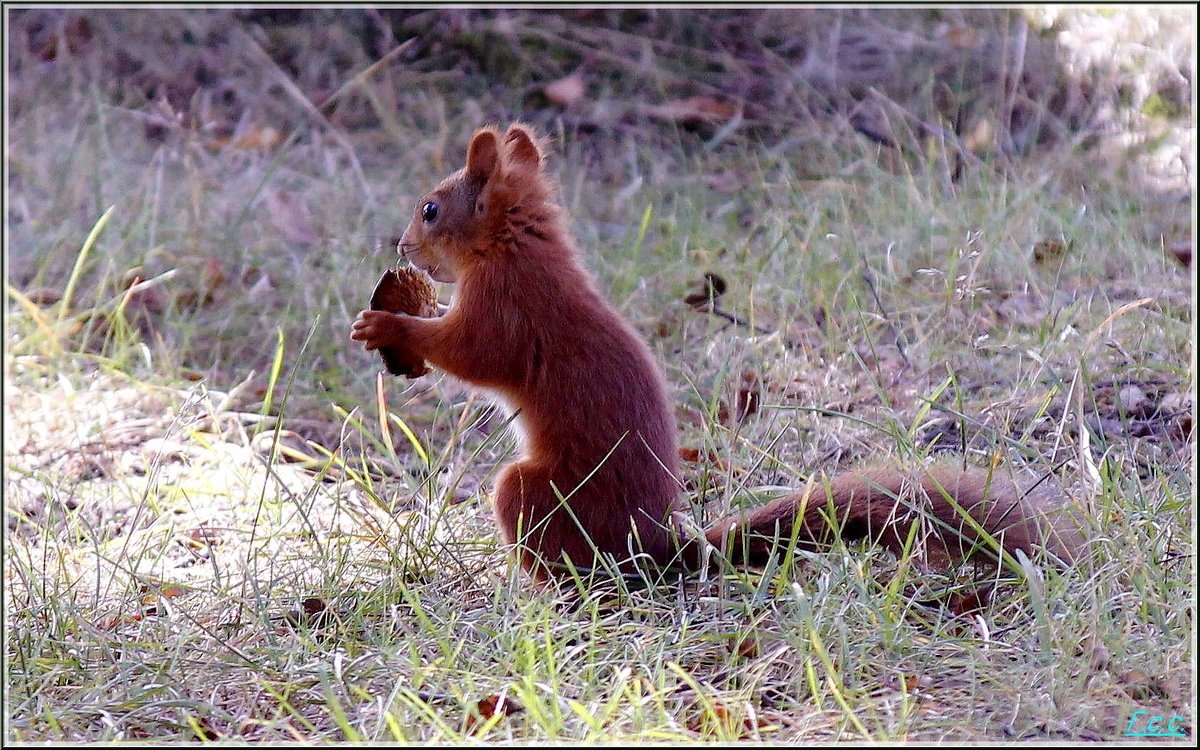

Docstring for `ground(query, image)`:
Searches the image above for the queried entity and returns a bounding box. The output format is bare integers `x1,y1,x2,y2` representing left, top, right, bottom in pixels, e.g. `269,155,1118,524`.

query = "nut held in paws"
369,266,438,378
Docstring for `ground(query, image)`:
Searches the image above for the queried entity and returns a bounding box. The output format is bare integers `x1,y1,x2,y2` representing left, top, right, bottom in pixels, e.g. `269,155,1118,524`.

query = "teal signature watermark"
1125,711,1189,738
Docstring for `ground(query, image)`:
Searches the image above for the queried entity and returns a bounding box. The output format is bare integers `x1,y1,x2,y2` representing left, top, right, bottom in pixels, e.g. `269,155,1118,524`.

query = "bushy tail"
695,465,1084,570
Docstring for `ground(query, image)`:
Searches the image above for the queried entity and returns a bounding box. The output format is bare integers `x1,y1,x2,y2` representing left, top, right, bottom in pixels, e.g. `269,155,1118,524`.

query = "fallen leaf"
1033,238,1073,264
183,526,223,551
202,257,226,297
1119,668,1155,700
245,271,275,301
678,447,702,462
963,118,994,154
947,587,990,615
941,24,982,50
1168,411,1192,442
465,691,524,734
683,272,728,309
207,124,283,152
284,597,335,630
1167,240,1191,267
734,635,760,660
545,74,586,108
137,577,187,600
176,257,225,309
686,698,763,738
735,370,762,422
1076,638,1111,673
677,447,726,470
1151,671,1184,702
644,96,739,126
23,288,62,306
155,584,186,599
36,14,93,61
98,612,144,630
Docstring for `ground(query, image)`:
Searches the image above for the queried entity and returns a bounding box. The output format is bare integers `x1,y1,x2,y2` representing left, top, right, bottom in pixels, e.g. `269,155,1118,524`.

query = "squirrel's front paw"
351,310,406,351
352,309,431,378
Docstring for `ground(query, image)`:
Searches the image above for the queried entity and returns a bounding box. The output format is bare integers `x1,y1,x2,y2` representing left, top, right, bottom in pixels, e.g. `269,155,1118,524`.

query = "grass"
4,7,1194,744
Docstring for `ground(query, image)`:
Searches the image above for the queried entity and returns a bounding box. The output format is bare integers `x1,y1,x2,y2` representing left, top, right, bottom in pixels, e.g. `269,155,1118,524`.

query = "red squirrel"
351,123,1084,582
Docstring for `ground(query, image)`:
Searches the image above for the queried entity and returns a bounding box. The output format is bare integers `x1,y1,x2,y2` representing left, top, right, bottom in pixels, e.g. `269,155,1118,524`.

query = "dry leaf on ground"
545,74,586,107
643,96,740,126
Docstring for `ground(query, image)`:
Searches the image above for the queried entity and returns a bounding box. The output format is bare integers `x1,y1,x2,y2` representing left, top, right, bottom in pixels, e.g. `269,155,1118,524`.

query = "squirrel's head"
399,123,551,283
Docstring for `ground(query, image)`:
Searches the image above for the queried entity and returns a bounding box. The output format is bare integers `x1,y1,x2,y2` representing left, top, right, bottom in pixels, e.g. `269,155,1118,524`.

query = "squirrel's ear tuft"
503,124,542,171
466,129,501,184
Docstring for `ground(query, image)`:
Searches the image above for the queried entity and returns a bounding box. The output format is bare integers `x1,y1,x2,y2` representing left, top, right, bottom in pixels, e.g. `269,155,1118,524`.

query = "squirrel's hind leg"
493,461,579,582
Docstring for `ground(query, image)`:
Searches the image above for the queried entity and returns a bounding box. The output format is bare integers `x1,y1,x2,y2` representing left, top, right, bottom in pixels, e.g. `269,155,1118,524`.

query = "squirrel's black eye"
421,201,439,223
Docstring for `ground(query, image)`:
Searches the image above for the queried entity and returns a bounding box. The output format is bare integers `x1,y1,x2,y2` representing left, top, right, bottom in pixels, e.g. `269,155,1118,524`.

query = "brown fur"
351,123,1084,582
699,465,1082,571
